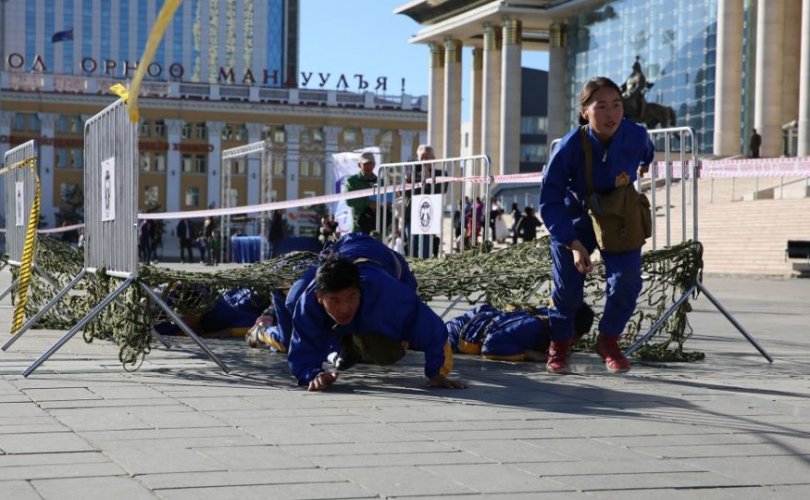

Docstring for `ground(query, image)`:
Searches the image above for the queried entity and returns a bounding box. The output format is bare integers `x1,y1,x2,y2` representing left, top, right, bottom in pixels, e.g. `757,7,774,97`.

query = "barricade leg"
150,328,173,349
139,282,230,374
22,276,136,377
623,285,695,357
0,278,20,302
3,269,87,350
695,281,773,362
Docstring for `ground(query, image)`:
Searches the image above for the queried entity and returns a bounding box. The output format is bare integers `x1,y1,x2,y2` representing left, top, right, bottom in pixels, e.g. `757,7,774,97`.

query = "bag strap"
580,125,594,199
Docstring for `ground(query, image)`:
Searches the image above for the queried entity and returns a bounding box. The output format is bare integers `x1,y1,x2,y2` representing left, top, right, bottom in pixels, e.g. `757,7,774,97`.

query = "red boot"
595,335,631,373
546,340,572,374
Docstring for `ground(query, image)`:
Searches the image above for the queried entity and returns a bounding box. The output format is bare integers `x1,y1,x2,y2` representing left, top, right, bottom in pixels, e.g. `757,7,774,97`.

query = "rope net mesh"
9,235,704,368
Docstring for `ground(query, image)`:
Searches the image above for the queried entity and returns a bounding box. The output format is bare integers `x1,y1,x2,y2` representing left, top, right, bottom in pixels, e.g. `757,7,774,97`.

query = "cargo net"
10,236,704,369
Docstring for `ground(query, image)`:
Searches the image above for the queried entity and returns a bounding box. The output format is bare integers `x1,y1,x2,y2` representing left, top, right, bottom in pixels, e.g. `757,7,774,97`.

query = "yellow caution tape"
124,0,183,123
0,157,35,176
11,158,41,334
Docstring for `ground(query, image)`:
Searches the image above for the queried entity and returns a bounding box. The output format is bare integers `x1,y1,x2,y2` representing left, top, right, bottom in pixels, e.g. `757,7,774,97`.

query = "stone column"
38,113,57,227
206,121,224,208
246,122,263,205
713,0,744,156
323,126,340,195
428,42,445,156
548,22,568,144
164,119,184,213
469,47,483,156
500,19,522,176
285,124,304,235
481,24,502,174
399,129,418,162
443,38,462,159
782,0,802,131
799,0,810,156
754,0,786,157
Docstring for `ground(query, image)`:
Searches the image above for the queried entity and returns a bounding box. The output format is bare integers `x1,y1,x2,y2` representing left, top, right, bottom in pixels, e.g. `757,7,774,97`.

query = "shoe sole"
605,363,631,374
546,366,572,375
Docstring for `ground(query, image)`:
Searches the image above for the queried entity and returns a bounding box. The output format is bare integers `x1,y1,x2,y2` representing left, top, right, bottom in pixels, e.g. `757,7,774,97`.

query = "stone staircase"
646,177,810,277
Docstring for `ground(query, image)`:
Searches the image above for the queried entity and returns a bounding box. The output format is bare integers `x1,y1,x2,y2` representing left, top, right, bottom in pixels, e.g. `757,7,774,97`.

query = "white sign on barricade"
15,183,24,227
100,158,116,222
410,194,442,235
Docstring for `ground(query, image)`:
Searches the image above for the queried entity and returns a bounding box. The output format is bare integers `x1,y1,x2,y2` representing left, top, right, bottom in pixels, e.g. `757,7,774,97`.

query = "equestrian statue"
620,56,676,129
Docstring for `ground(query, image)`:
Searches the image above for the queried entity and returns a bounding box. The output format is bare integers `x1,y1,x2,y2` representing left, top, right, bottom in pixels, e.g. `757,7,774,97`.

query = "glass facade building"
565,0,718,152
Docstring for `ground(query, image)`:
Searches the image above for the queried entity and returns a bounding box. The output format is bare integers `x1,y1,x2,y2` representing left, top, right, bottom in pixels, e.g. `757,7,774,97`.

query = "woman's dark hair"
511,202,519,212
578,76,623,125
315,255,361,294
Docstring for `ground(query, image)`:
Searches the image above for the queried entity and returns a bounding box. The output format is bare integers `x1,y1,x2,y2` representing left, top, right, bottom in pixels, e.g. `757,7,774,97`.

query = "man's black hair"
573,304,596,341
315,255,361,294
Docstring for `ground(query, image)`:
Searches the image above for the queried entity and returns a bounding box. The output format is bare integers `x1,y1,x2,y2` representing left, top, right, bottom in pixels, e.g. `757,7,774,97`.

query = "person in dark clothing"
510,203,522,245
176,218,194,263
139,219,155,263
749,128,762,158
269,210,285,257
516,206,542,242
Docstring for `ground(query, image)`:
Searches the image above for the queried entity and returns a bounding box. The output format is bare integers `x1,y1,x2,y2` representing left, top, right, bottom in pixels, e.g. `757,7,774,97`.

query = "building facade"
397,0,810,170
0,0,427,228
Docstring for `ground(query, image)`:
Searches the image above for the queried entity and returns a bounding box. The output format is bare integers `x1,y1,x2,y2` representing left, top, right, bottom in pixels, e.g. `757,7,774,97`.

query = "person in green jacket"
343,152,378,234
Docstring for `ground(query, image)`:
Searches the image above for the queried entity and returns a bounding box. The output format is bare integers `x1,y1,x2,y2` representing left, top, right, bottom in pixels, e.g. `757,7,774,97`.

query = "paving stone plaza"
1,266,809,499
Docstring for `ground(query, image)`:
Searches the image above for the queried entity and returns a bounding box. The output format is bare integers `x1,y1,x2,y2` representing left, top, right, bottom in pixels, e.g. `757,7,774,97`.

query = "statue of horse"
642,102,677,129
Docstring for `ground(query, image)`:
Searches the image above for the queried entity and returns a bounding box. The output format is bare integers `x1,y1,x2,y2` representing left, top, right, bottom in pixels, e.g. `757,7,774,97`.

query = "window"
71,149,83,169
181,123,192,139
154,153,166,172
273,128,286,144
139,121,150,137
182,154,193,173
300,158,310,177
56,148,69,169
312,128,324,143
144,185,159,206
185,187,200,207
195,155,207,174
343,129,356,145
226,188,239,207
154,121,165,137
140,152,151,172
273,158,285,176
311,159,323,178
520,144,548,163
520,116,548,135
194,123,207,140
301,128,312,145
57,116,70,133
234,125,246,141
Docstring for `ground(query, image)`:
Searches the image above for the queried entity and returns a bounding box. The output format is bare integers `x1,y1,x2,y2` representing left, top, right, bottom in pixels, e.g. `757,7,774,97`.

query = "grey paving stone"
440,439,575,464
36,398,185,410
512,458,702,476
278,441,457,457
46,408,151,432
0,451,108,467
328,465,474,496
0,431,95,454
0,480,44,500
633,441,810,459
101,446,226,475
193,445,318,470
523,437,658,461
0,422,69,434
85,384,166,400
0,461,126,481
237,423,352,446
550,470,757,491
0,401,52,418
678,455,810,484
32,475,158,500
306,450,493,468
138,468,348,489
152,481,376,500
21,387,102,402
422,463,575,493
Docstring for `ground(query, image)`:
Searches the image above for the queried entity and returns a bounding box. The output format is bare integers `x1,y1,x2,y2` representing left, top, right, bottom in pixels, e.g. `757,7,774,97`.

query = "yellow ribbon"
121,0,183,122
11,159,41,334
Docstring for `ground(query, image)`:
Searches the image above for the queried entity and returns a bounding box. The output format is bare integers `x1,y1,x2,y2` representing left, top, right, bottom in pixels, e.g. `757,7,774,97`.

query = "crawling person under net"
445,304,595,362
286,234,467,391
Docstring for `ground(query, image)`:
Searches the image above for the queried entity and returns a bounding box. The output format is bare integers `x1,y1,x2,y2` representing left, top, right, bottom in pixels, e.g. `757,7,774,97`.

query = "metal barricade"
375,155,491,258
0,141,38,302
2,141,37,265
644,126,700,250
4,99,229,376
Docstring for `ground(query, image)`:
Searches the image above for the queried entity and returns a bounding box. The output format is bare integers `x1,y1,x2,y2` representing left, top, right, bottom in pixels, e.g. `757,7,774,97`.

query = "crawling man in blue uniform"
287,234,467,391
445,304,595,362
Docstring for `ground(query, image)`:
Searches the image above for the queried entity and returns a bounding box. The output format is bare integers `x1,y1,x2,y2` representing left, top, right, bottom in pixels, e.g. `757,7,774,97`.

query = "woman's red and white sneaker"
595,336,631,374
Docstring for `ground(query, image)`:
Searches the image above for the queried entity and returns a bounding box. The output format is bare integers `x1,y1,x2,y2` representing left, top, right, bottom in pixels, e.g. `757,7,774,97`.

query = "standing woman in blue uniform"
539,77,654,375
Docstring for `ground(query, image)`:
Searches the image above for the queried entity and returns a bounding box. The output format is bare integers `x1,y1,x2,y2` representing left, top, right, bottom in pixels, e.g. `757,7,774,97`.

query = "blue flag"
51,29,73,43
